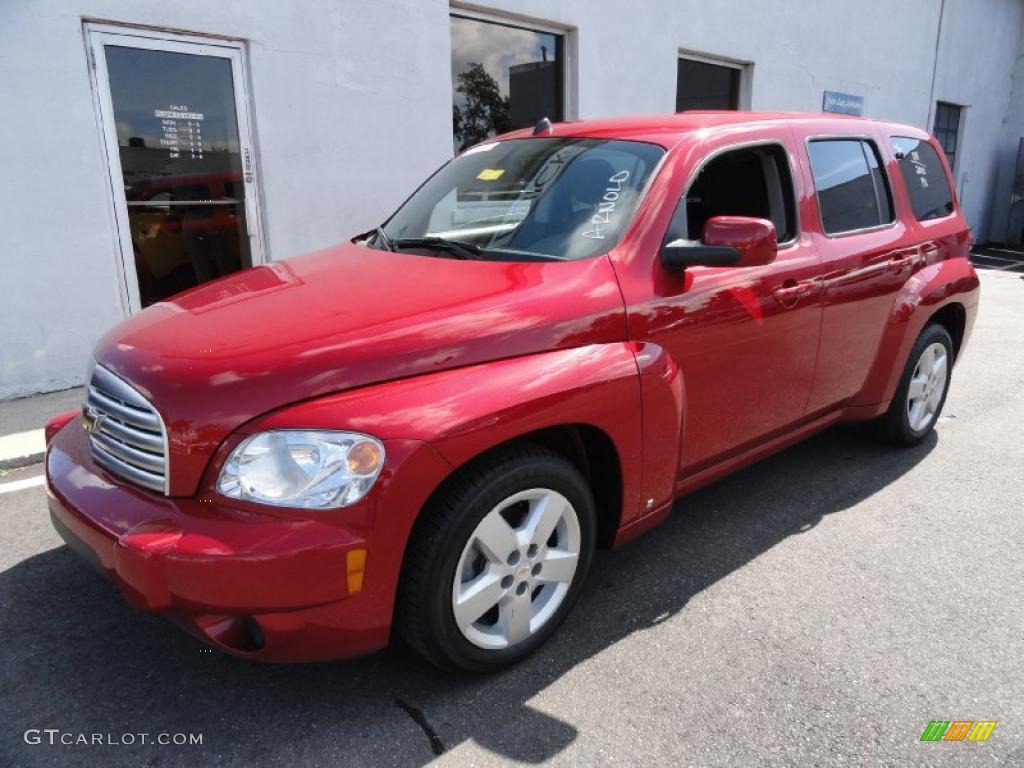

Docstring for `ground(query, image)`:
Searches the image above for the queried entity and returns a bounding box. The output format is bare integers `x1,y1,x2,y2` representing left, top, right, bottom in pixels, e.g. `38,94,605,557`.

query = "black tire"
396,442,596,672
878,323,954,446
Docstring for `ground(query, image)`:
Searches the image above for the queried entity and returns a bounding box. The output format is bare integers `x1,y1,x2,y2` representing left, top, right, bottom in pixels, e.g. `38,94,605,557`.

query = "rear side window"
807,139,894,235
891,137,955,221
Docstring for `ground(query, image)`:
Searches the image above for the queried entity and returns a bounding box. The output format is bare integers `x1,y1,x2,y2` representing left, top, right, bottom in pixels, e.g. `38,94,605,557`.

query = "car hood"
95,241,627,495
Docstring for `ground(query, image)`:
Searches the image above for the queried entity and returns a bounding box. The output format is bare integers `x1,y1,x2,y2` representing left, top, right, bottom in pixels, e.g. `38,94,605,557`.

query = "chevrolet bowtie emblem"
82,405,106,435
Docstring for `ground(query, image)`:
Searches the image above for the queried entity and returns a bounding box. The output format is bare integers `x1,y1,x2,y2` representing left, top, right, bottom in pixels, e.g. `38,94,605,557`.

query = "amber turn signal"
347,440,384,475
346,549,367,593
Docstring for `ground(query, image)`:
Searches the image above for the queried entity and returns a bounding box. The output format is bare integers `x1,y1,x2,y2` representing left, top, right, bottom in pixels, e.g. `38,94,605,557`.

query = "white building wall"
1,0,1022,400
930,0,1024,243
990,20,1024,243
0,0,454,401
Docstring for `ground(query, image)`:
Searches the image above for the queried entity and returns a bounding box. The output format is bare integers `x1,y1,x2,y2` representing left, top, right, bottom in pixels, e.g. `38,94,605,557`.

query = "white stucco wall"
1,0,1022,400
0,0,454,400
930,0,1024,243
990,19,1024,243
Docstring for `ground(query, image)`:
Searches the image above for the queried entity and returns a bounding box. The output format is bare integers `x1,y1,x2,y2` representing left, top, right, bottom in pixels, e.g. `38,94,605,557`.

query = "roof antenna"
533,117,552,136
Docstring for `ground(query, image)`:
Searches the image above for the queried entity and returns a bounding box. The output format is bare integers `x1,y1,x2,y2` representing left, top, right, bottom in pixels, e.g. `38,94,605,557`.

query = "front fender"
250,342,646,529
851,256,980,409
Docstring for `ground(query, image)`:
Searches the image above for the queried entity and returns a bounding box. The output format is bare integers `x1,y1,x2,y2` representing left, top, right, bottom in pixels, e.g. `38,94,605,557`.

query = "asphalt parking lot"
1,267,1022,767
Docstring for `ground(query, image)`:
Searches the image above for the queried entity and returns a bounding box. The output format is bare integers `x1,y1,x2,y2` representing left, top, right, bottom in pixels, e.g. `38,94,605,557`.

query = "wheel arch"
850,257,979,409
423,424,624,550
928,301,967,360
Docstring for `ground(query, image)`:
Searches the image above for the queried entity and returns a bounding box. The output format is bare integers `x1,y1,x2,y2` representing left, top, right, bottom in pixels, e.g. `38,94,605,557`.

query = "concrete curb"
0,453,45,471
0,387,83,472
0,431,46,470
0,429,46,471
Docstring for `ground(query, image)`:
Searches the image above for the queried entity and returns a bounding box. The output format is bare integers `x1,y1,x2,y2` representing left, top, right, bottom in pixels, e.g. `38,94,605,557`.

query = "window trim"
804,134,900,239
891,135,958,224
449,4,576,121
676,139,801,250
860,140,896,228
676,49,752,111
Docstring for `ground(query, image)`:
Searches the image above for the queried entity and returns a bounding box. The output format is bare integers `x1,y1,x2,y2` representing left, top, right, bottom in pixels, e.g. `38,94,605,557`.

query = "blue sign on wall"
822,90,864,116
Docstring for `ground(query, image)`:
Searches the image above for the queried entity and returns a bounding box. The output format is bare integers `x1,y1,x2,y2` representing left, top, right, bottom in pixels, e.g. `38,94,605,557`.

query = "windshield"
380,138,665,261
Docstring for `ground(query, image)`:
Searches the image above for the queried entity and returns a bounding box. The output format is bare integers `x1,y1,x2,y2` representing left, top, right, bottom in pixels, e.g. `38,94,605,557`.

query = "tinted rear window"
808,139,893,235
891,137,955,221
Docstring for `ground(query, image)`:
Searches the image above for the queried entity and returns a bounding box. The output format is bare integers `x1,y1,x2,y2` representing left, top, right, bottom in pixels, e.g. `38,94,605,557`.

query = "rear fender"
850,256,980,410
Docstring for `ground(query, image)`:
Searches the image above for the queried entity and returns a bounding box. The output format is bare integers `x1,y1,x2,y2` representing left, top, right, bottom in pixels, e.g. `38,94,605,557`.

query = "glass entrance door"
87,26,263,309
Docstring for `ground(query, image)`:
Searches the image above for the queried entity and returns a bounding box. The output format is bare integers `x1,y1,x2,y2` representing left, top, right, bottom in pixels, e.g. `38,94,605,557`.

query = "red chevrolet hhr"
46,112,980,671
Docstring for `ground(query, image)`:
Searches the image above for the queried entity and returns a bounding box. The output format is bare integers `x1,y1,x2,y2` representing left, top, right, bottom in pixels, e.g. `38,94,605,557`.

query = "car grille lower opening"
84,366,168,494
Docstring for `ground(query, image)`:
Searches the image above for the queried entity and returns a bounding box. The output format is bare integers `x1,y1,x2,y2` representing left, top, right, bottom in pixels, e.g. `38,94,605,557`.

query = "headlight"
217,430,385,509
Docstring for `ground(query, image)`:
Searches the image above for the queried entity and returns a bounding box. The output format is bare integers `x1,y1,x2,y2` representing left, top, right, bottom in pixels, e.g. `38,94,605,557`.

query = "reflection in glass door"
87,26,263,309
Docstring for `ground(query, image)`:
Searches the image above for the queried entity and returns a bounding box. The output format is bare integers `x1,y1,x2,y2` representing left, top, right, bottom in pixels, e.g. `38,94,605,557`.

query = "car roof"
493,111,931,149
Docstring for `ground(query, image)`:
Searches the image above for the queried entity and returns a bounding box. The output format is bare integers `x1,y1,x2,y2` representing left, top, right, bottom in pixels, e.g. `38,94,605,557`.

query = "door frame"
83,21,266,314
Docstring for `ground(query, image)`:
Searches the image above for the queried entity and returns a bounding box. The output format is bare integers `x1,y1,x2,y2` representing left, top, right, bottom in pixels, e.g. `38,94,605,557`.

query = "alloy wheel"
906,341,949,432
451,488,581,650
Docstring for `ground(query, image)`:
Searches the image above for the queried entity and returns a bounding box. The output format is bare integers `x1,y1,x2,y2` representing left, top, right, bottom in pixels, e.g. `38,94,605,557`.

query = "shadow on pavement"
0,424,935,767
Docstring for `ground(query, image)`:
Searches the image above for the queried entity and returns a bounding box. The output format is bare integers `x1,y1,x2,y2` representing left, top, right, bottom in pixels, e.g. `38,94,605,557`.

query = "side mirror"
660,216,778,271
703,216,778,267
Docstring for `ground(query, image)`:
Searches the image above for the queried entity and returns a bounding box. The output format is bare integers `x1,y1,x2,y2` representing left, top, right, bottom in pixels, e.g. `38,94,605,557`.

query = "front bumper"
45,420,451,662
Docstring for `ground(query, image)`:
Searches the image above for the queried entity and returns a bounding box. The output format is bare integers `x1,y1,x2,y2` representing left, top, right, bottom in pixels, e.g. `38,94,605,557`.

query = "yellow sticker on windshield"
476,168,505,181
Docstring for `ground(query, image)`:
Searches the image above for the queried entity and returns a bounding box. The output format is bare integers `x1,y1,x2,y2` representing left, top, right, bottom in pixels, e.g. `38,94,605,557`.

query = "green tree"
452,63,510,151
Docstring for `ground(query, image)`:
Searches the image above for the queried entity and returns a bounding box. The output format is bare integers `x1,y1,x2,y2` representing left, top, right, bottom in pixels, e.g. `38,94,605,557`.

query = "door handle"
772,279,815,306
889,249,919,273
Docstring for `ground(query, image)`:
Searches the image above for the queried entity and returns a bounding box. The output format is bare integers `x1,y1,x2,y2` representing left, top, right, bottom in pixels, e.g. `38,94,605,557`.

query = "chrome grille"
84,366,168,494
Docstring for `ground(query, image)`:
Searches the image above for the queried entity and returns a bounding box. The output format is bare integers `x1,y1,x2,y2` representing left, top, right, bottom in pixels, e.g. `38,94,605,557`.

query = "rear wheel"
879,323,953,446
396,443,596,672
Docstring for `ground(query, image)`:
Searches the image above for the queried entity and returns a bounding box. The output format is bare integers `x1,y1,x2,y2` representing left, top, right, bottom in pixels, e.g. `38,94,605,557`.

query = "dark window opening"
891,137,955,221
933,102,962,173
664,144,797,244
450,15,564,152
676,58,740,112
808,139,894,235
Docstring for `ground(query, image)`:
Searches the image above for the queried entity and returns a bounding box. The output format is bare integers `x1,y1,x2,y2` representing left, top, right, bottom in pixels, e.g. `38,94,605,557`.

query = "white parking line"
972,252,1024,272
985,247,1024,257
0,475,45,495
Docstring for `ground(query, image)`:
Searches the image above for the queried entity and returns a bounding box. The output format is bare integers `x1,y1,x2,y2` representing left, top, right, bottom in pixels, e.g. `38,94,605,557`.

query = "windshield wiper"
392,237,482,260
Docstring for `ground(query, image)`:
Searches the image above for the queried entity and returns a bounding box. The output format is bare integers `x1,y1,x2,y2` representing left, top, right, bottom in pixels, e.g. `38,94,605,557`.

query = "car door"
618,131,823,476
789,125,919,413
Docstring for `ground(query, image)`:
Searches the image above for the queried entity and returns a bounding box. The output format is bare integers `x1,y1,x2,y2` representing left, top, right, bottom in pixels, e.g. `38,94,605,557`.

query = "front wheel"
879,323,954,446
396,444,596,672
